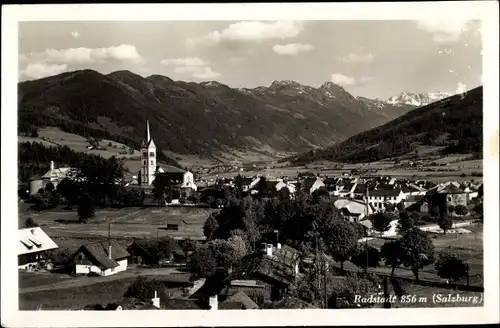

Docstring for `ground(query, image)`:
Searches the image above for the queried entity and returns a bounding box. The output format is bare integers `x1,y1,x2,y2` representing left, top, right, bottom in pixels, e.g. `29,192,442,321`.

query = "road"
19,267,183,294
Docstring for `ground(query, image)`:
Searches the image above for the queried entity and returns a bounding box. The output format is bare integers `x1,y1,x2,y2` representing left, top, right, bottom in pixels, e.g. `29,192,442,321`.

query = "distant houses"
29,160,80,195
18,227,59,270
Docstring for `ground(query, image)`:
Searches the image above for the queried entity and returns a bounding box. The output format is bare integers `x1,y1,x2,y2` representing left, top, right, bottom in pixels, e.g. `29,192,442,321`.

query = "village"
18,121,484,311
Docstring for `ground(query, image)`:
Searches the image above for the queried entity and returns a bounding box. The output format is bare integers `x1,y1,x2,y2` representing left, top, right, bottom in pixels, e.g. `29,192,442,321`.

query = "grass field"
19,270,188,310
19,203,217,252
362,223,484,286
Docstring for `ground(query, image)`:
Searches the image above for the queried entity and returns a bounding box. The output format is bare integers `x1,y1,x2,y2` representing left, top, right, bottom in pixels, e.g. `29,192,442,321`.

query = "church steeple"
146,120,151,143
141,119,156,185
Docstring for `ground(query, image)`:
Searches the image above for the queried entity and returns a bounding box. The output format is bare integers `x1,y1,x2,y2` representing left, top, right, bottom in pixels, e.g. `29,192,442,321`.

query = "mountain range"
17,69,455,162
291,86,482,164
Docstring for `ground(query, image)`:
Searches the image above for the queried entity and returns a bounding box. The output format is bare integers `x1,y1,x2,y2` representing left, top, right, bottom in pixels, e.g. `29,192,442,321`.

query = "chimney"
108,245,112,259
50,161,54,171
209,295,218,311
152,290,160,309
265,244,273,257
277,243,282,249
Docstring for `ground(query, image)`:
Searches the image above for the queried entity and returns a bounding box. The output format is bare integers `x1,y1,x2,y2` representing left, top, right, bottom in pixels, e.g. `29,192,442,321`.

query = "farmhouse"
427,182,468,207
18,227,59,270
365,188,406,212
333,198,375,222
235,244,301,303
73,240,130,276
30,161,79,195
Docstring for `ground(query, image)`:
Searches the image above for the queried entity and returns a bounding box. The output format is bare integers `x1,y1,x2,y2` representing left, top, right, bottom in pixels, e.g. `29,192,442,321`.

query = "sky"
18,20,482,99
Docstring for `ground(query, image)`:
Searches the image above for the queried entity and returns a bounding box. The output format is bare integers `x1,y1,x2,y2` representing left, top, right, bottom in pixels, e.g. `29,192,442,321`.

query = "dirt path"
19,267,182,294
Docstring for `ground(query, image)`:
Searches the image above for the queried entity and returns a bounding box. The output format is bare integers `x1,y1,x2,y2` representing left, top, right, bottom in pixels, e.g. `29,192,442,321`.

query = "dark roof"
160,165,186,174
161,298,209,310
368,188,402,197
439,184,466,194
299,178,315,190
118,297,159,310
323,178,337,185
352,184,368,194
266,297,317,309
237,247,300,286
220,291,259,310
75,240,130,269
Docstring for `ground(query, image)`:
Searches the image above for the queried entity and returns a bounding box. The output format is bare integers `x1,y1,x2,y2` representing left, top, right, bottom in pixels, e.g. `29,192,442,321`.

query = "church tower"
141,120,156,185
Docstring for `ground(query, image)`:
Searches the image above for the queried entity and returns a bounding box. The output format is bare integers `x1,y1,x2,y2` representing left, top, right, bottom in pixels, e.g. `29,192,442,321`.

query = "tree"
45,182,55,193
203,214,219,241
370,213,394,236
396,200,406,212
77,193,95,223
437,213,453,235
25,217,39,228
397,211,414,234
124,276,163,300
454,205,468,216
380,240,402,278
435,252,468,282
227,235,249,266
329,273,380,308
351,245,381,270
399,228,435,283
322,220,358,271
188,247,217,280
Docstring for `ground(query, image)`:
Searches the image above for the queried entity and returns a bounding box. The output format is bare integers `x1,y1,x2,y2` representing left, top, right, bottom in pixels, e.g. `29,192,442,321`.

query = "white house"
73,241,130,276
275,179,296,194
365,188,406,212
19,227,59,270
334,198,375,222
309,177,325,194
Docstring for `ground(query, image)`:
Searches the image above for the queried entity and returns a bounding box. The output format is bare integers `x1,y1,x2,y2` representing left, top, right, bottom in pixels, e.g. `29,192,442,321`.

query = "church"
138,120,197,199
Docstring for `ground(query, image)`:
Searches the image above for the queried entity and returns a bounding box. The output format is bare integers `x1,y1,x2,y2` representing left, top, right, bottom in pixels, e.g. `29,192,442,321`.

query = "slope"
291,86,483,164
18,70,414,161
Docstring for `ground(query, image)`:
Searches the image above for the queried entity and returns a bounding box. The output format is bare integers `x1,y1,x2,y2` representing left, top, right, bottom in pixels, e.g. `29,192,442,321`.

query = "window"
142,152,148,158
151,160,154,165
143,160,146,165
149,152,155,157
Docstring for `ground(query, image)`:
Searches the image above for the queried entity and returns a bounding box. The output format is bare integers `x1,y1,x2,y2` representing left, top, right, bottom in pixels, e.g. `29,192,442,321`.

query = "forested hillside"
291,86,483,164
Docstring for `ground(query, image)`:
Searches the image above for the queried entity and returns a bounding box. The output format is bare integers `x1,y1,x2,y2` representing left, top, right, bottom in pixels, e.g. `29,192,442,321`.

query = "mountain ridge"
290,86,483,164
18,69,419,161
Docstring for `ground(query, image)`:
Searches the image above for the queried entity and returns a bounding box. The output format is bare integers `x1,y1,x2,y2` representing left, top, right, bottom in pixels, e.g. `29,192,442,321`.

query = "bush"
435,252,468,282
124,276,164,301
454,205,468,216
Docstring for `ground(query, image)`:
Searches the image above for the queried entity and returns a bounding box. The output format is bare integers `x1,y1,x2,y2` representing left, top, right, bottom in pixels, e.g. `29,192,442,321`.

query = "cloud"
70,31,80,39
20,63,68,80
455,82,468,95
272,43,314,56
337,49,375,64
21,44,144,65
415,19,474,44
160,56,221,80
229,56,245,62
187,21,305,46
330,73,373,86
160,57,206,67
192,67,221,80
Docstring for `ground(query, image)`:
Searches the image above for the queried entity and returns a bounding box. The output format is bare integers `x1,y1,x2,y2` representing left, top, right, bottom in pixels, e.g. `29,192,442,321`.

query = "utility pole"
466,263,470,286
383,276,391,308
365,239,369,273
316,235,320,293
323,252,328,309
108,223,111,248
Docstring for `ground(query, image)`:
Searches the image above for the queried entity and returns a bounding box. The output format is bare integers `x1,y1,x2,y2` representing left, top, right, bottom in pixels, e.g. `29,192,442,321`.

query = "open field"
19,269,188,310
19,203,217,251
361,224,483,286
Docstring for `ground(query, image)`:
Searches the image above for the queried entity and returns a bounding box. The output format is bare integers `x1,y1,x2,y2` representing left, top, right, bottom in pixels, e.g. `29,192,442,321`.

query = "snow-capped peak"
201,81,224,88
386,91,452,106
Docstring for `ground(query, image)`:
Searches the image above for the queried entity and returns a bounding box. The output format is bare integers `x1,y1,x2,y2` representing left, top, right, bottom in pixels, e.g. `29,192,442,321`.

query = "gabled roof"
238,246,301,286
323,177,337,185
75,240,130,269
220,291,260,310
19,227,58,255
368,188,403,197
352,184,368,194
157,165,186,174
